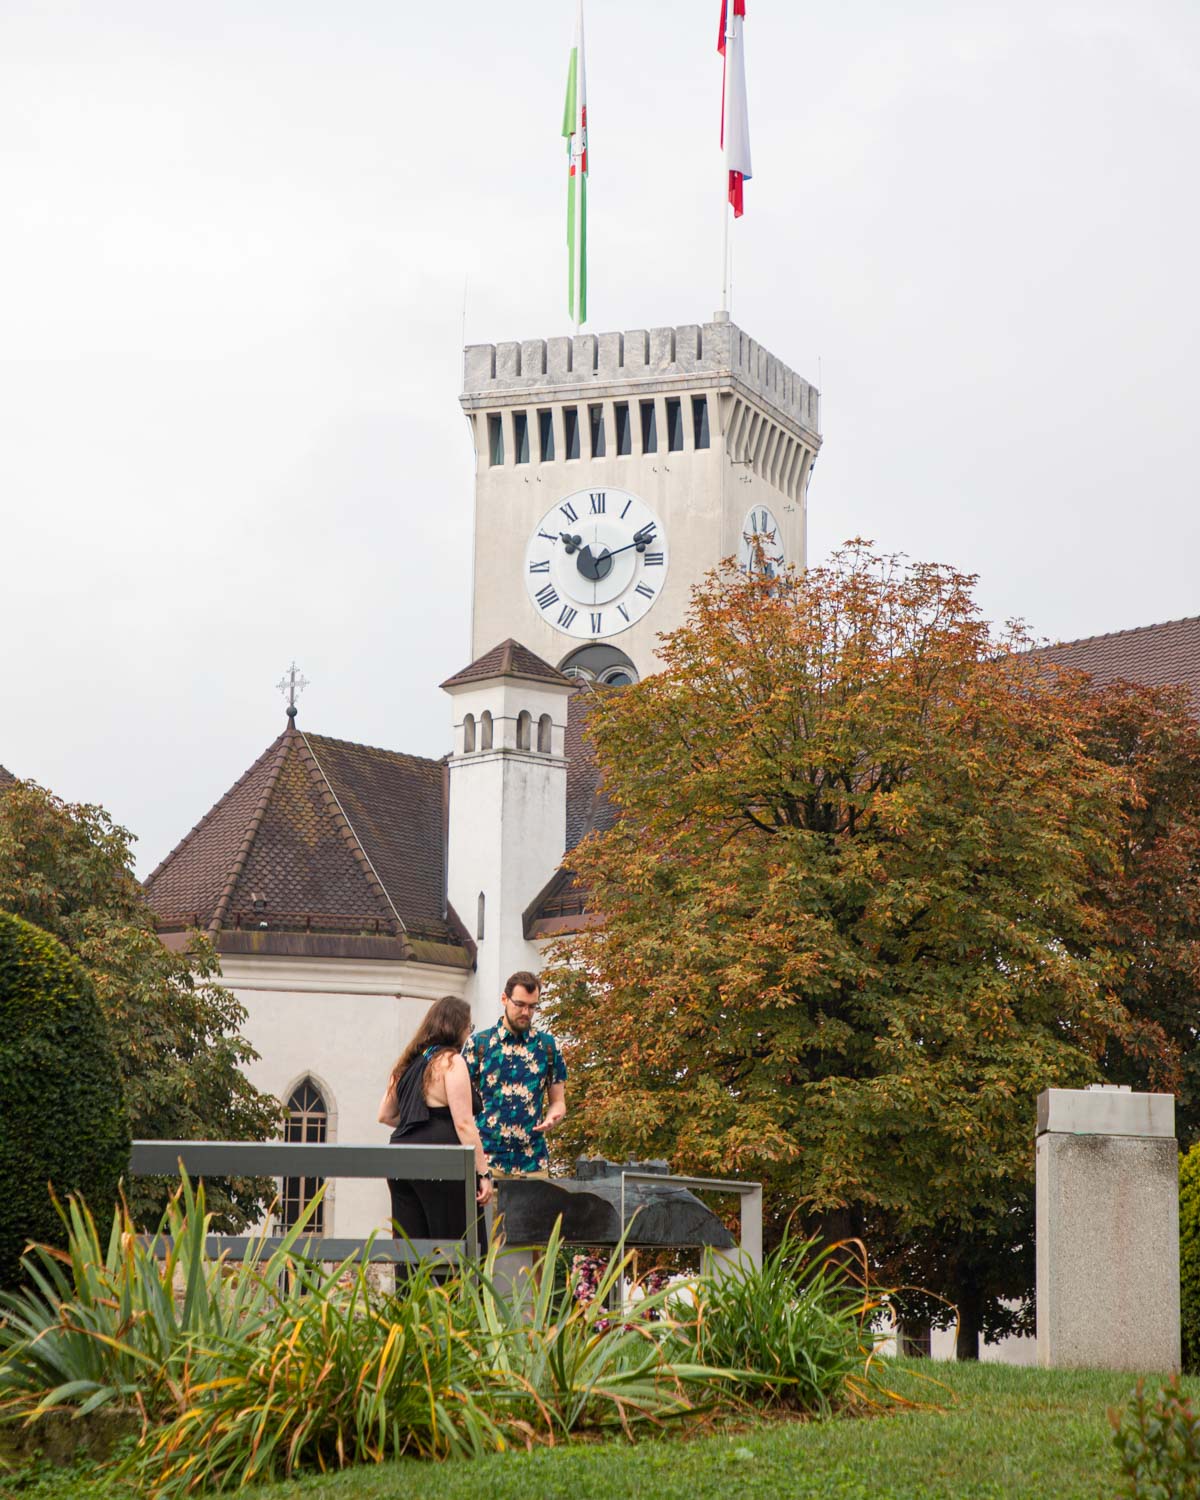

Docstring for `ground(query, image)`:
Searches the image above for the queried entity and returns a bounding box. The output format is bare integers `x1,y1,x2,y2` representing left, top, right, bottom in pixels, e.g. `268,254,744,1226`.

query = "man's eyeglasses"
507,998,539,1012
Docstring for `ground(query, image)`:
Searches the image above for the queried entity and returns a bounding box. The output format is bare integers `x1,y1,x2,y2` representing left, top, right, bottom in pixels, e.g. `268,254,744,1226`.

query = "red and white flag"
718,0,752,217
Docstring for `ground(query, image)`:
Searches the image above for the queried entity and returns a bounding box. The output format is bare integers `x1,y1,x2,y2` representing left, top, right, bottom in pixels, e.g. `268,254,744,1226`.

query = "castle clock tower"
461,318,821,683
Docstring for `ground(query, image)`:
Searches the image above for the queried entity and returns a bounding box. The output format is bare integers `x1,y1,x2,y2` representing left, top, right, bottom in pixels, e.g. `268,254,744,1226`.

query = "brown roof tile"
441,638,573,690
1036,615,1200,716
0,765,16,786
145,724,470,962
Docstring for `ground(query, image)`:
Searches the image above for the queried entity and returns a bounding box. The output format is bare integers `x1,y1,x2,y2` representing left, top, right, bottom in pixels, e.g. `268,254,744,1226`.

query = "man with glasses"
464,970,567,1181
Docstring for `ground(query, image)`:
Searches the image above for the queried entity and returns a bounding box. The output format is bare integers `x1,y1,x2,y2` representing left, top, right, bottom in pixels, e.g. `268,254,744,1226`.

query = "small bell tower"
441,639,574,1023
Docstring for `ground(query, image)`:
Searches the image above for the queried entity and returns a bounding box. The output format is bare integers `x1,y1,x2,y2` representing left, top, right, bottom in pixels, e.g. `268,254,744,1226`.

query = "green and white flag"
563,1,588,325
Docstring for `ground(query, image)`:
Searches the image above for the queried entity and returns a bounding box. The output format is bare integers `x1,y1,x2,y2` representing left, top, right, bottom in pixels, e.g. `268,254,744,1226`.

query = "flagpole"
719,4,732,317
574,0,586,330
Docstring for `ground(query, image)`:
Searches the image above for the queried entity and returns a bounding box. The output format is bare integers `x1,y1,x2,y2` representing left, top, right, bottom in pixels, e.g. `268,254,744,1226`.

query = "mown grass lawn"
4,1359,1191,1500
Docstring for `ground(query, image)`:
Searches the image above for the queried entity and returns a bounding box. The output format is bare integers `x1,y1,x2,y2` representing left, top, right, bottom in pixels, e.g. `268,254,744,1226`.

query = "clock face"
524,488,668,639
738,505,786,577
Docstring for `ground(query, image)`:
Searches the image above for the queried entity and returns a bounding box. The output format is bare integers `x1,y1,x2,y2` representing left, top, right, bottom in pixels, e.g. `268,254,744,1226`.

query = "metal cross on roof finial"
276,662,310,722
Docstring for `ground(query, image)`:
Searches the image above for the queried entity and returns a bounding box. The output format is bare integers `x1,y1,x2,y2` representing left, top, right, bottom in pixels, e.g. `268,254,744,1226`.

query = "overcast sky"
2,0,1198,875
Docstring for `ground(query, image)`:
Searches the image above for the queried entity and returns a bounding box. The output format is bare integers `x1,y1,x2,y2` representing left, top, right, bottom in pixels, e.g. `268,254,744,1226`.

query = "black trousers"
388,1111,487,1252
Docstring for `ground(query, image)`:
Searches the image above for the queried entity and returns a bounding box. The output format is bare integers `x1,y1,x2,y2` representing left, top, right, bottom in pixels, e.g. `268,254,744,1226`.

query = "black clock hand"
601,527,656,560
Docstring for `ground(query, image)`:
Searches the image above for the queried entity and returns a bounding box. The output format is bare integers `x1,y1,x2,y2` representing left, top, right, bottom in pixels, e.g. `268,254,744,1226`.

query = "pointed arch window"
537,714,552,754
516,710,532,750
477,891,486,940
463,713,476,753
280,1077,327,1234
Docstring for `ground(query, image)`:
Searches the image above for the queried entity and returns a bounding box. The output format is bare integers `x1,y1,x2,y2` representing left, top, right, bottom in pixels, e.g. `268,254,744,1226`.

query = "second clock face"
738,505,786,577
524,488,669,640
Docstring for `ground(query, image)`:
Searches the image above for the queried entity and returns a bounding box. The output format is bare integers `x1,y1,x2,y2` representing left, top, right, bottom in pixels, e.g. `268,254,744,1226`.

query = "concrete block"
1036,1089,1180,1372
597,331,624,375
573,333,597,375
520,339,547,378
496,342,521,381
649,326,676,368
463,343,496,388
625,329,648,368
675,324,701,370
1038,1087,1174,1139
547,337,573,380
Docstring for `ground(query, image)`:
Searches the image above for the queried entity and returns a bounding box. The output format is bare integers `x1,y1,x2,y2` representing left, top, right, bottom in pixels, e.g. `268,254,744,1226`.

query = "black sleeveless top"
389,1045,482,1141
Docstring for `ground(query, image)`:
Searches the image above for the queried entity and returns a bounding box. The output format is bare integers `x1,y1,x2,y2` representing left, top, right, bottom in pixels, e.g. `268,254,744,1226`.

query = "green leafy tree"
0,911,130,1288
0,779,281,1229
544,543,1139,1358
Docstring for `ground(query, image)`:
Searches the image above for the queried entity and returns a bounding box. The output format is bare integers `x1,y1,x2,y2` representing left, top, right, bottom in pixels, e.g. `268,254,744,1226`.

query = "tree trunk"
955,1282,984,1361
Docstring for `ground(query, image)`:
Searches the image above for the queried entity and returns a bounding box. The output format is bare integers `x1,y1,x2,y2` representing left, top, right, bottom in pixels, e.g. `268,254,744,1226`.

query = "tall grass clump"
689,1233,880,1413
1,1178,895,1493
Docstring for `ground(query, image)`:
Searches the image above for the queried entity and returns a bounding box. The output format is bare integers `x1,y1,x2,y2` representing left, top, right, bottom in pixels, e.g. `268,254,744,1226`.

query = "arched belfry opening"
281,1076,329,1233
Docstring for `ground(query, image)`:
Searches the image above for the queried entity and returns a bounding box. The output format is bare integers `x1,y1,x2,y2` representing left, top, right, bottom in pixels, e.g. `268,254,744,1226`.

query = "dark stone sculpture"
495,1157,735,1249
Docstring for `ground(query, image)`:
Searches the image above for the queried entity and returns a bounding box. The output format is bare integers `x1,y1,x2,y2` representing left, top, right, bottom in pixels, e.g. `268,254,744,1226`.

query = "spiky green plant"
688,1233,879,1412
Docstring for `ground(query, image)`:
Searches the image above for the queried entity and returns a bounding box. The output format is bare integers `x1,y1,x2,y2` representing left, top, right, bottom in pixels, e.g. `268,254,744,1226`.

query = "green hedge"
1181,1143,1200,1373
0,911,130,1289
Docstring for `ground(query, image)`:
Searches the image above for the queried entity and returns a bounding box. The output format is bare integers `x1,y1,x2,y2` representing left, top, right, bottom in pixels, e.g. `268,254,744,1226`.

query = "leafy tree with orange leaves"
544,543,1150,1358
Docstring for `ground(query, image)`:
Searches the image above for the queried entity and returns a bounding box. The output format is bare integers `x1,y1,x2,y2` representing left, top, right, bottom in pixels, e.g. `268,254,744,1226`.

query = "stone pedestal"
1036,1086,1180,1371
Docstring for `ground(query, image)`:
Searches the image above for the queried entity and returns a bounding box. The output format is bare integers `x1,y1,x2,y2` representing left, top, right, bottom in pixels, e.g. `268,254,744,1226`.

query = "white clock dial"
524,488,669,640
738,505,787,578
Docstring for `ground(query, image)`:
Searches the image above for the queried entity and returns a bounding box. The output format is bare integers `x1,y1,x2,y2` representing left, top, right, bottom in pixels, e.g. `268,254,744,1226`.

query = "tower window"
487,414,504,467
463,713,476,753
480,710,493,751
281,1077,327,1234
692,396,710,449
476,891,485,941
538,409,555,461
640,400,657,454
516,710,532,750
589,404,606,457
563,407,581,460
537,713,552,753
666,398,684,452
513,411,530,464
614,402,632,456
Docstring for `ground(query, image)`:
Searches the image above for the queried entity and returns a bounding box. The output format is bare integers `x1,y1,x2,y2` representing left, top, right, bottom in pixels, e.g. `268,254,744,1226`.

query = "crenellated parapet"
463,319,820,438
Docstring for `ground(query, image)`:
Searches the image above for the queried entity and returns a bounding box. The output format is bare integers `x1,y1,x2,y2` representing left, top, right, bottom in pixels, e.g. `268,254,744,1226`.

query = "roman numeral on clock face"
590,612,602,634
535,583,559,610
537,530,558,543
620,498,632,519
644,551,664,567
635,582,655,600
529,559,550,573
560,501,578,523
617,604,630,622
557,605,578,629
589,492,605,514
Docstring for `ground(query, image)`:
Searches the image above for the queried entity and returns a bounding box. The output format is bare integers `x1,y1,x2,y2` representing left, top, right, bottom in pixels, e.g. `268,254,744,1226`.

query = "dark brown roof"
441,638,573,690
1036,615,1200,716
0,765,15,786
145,725,471,966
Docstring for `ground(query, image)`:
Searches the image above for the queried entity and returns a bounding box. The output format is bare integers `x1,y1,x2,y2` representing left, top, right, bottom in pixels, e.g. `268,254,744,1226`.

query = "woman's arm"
377,1081,400,1127
443,1055,493,1202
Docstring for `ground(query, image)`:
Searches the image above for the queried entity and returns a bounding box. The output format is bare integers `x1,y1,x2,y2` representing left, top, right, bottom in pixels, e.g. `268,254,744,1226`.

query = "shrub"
0,912,129,1289
1181,1145,1200,1373
689,1233,877,1413
1111,1376,1200,1497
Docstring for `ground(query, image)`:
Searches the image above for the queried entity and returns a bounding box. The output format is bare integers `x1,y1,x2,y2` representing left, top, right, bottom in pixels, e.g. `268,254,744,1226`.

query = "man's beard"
506,1009,531,1033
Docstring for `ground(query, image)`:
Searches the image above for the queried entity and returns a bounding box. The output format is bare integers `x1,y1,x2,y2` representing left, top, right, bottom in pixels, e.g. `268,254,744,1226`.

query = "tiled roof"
0,765,15,786
144,725,470,965
441,638,573,690
1035,615,1200,716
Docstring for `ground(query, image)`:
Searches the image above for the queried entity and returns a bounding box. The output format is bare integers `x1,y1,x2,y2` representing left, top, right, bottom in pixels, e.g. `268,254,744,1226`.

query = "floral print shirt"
464,1019,567,1175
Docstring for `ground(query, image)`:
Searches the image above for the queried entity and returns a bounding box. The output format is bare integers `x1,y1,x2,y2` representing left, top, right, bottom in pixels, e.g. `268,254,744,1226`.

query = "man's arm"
534,1081,566,1134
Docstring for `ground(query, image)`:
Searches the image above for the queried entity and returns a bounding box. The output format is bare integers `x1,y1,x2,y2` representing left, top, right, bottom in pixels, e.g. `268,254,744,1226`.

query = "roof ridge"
1051,614,1200,652
206,729,295,935
298,731,414,957
144,730,289,891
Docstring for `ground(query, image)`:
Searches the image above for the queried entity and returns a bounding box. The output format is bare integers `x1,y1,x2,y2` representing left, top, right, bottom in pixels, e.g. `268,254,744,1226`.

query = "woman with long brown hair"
377,995,493,1247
